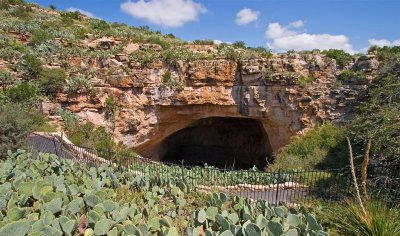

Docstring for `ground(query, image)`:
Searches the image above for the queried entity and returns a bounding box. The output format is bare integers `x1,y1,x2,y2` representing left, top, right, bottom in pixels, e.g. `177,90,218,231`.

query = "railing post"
181,160,185,182
275,169,281,205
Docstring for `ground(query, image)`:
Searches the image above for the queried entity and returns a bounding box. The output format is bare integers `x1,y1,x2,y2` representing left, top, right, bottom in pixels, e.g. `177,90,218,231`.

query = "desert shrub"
0,103,31,155
323,49,352,68
269,123,347,170
298,75,315,85
38,68,66,94
0,103,48,155
232,40,246,49
326,201,400,236
128,49,162,66
73,27,89,40
165,33,176,38
251,47,273,58
0,71,13,90
147,35,171,49
192,39,214,45
0,35,26,60
28,29,53,46
6,81,38,103
104,96,117,121
217,43,240,61
8,4,31,19
161,70,183,90
49,4,55,10
90,19,111,31
337,69,365,83
164,47,211,67
56,108,78,125
67,76,92,94
65,122,116,153
60,11,79,26
16,54,42,80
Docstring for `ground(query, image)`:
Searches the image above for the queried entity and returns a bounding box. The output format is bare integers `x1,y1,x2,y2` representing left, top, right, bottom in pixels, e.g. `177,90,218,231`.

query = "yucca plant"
328,201,400,236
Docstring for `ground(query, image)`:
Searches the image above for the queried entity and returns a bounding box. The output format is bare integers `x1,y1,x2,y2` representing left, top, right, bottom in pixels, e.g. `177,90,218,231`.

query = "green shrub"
67,76,92,94
326,201,400,236
128,49,161,66
104,96,117,121
56,108,78,125
0,103,48,155
28,29,53,46
298,75,315,85
38,68,66,94
90,19,111,31
323,49,352,68
66,122,116,153
161,71,183,90
192,39,214,45
49,4,56,10
217,43,240,61
6,82,38,103
147,35,171,49
8,5,31,19
269,123,347,170
16,54,42,80
163,47,211,67
337,69,366,85
232,41,246,49
60,11,79,26
0,71,13,90
251,47,273,58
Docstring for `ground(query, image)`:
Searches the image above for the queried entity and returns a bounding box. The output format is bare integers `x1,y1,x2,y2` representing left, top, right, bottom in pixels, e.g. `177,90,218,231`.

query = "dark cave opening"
159,117,272,170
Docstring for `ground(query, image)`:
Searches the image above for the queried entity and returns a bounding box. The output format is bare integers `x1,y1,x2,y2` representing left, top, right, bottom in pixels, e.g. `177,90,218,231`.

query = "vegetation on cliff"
273,46,400,170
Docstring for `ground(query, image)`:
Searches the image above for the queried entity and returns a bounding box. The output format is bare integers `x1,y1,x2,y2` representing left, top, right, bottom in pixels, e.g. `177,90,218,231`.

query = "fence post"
275,169,281,205
53,137,59,157
181,160,185,182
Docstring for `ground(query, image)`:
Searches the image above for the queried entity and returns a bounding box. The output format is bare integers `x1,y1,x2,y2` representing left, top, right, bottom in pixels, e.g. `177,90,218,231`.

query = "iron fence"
28,133,400,205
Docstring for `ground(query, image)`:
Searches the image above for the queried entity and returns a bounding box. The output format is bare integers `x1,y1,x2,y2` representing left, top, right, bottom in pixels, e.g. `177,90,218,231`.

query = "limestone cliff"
36,44,378,162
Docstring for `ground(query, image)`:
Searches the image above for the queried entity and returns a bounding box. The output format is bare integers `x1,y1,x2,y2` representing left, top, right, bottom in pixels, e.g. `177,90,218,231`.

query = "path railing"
28,133,400,205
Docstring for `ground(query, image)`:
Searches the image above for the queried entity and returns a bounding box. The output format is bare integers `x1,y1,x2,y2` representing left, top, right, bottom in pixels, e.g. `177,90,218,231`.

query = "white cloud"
66,7,97,18
265,20,355,53
213,39,231,45
368,38,400,47
289,20,304,28
235,8,260,25
120,0,206,28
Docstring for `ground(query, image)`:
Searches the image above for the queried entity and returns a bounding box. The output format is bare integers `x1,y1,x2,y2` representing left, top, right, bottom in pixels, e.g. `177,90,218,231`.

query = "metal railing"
28,133,400,205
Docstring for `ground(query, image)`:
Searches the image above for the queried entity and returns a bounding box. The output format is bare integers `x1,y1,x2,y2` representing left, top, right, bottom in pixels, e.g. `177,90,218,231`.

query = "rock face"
46,51,379,166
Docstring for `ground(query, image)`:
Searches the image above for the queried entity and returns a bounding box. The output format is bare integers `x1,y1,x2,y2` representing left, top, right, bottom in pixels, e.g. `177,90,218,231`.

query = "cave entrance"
159,117,272,170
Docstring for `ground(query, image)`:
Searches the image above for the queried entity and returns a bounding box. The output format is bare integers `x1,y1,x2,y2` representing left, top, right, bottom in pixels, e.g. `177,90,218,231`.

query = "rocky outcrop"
37,48,379,163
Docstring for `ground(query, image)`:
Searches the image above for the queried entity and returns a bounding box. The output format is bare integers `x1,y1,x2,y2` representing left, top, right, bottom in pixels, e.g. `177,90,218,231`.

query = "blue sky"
32,0,400,53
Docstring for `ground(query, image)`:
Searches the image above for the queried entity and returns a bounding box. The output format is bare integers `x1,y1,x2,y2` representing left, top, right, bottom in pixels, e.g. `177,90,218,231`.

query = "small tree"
232,41,246,49
17,54,42,80
38,68,66,95
28,29,53,46
6,82,38,104
0,103,42,156
323,49,352,68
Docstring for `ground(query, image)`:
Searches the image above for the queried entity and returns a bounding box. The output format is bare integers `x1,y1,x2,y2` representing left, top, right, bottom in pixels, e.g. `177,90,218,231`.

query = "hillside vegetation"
272,46,400,170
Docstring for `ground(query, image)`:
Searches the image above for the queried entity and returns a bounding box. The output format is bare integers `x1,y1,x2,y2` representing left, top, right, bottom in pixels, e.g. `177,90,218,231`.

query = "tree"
232,41,246,49
38,68,66,95
0,103,35,156
322,49,352,68
16,54,42,80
